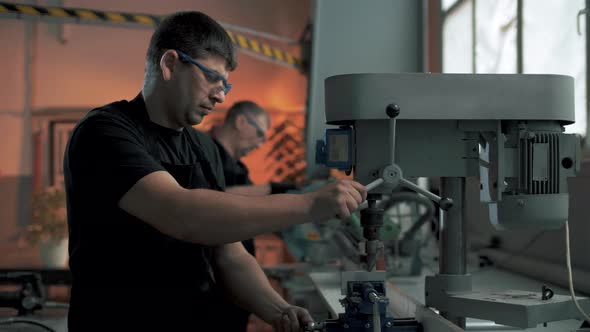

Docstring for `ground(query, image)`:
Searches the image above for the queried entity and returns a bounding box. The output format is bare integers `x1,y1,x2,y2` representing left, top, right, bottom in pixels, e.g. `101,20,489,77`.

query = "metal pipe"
439,177,467,328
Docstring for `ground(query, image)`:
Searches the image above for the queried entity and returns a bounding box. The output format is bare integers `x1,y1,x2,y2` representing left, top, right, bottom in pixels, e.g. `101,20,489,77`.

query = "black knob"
542,285,554,300
386,104,401,118
439,198,454,211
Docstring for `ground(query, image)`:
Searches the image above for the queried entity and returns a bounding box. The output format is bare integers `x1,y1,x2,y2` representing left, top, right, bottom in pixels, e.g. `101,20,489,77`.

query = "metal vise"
306,271,422,332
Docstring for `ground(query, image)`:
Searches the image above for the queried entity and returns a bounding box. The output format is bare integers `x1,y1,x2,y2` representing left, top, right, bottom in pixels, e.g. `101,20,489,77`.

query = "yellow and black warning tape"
0,2,301,70
226,30,301,69
0,2,160,26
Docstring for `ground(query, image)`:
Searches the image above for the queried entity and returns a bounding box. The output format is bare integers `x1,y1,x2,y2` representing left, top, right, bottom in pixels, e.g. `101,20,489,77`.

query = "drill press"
311,73,586,331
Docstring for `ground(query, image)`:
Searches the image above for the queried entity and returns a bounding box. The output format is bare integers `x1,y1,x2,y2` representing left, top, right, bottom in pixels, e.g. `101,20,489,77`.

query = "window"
443,0,587,136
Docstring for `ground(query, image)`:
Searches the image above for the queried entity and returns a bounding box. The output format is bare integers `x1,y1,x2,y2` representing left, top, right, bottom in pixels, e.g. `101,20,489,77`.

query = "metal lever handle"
400,178,454,211
365,178,385,192
359,176,453,211
304,321,325,331
358,102,452,211
386,103,401,166
357,178,386,210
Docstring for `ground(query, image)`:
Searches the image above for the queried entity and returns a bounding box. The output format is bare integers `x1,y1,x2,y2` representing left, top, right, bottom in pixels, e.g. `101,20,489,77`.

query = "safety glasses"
176,49,232,94
243,112,266,141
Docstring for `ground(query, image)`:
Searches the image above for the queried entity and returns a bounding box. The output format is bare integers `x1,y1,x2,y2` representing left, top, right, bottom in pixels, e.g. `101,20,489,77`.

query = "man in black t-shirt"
211,101,270,197
64,11,367,332
212,101,298,198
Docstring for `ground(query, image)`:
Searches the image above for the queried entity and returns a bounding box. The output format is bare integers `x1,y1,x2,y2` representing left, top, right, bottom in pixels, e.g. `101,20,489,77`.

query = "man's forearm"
214,243,289,323
119,172,360,247
169,190,311,245
225,184,271,196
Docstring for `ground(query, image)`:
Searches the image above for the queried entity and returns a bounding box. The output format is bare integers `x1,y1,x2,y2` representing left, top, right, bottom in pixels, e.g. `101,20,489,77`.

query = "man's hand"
306,180,367,221
270,305,313,332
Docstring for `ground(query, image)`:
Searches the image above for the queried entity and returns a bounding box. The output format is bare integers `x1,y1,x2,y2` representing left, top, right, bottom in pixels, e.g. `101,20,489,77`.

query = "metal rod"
439,177,467,329
357,178,386,211
401,178,442,203
366,178,385,192
390,118,397,165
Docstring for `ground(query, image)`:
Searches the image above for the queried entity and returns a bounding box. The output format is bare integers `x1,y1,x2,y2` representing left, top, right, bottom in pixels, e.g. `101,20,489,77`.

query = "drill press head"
321,73,579,231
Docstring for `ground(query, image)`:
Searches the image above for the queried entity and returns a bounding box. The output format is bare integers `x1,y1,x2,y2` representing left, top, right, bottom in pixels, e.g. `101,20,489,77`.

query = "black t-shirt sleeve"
66,113,165,205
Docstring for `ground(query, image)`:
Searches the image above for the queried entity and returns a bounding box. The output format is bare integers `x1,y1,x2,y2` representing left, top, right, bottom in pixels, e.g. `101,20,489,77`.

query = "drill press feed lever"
352,133,453,273
362,168,453,212
318,136,454,212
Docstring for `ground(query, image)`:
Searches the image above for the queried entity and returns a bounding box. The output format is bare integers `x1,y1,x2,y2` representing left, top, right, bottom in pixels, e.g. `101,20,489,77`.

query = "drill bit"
366,239,379,271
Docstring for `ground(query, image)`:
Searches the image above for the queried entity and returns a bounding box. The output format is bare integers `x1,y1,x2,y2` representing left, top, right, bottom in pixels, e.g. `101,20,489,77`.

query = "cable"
565,220,590,324
0,318,57,332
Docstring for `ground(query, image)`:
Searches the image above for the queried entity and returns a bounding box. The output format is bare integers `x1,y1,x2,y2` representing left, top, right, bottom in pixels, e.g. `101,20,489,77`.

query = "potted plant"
24,187,69,268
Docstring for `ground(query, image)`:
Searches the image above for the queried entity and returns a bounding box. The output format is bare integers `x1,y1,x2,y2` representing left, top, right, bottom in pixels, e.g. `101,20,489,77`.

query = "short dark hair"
225,101,270,127
146,11,237,72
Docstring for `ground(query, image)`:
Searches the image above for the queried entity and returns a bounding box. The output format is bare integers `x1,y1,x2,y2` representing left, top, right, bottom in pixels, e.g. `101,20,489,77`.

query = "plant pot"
39,238,68,268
